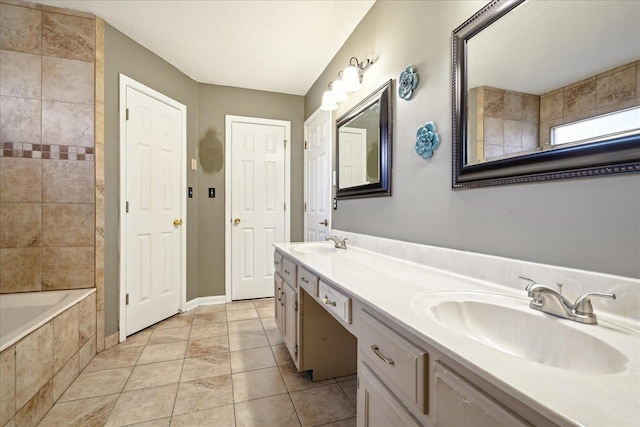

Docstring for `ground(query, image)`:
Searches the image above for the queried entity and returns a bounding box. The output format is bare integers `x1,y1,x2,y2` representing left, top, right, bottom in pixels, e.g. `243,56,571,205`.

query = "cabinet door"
357,361,421,427
434,362,529,427
274,273,284,332
282,281,298,364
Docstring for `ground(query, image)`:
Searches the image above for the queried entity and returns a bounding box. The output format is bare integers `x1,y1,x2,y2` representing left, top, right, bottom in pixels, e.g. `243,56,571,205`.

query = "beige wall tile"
503,120,522,147
14,379,52,427
483,144,503,160
482,88,504,118
42,203,94,247
503,93,523,121
42,160,94,203
95,19,105,104
0,346,16,426
15,322,53,408
540,89,563,123
95,102,105,146
95,268,104,310
0,203,41,248
0,50,41,99
78,335,96,371
42,101,94,148
0,4,41,54
522,95,539,124
53,305,79,372
522,122,539,149
563,78,595,117
42,12,94,61
596,66,636,108
96,309,105,352
42,56,94,104
78,292,97,346
0,96,41,144
52,353,78,402
594,99,636,117
483,117,503,146
42,246,94,290
95,227,105,270
0,247,41,293
0,158,42,203
105,333,118,349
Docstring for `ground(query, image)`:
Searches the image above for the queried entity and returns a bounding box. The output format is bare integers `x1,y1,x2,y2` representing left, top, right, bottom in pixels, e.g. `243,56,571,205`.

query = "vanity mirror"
452,0,640,189
336,79,393,199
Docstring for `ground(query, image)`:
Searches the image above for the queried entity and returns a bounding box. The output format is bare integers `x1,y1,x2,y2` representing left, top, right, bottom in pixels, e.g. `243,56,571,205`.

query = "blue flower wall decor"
415,122,440,160
399,65,419,100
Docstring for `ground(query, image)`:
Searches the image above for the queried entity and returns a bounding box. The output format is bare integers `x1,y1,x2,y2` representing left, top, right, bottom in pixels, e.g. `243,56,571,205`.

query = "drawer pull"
371,345,395,366
277,288,282,302
301,277,309,283
284,269,291,274
322,295,337,306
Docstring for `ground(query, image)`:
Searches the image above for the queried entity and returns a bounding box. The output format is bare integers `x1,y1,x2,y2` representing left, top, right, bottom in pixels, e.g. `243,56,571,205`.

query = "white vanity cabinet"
273,247,547,427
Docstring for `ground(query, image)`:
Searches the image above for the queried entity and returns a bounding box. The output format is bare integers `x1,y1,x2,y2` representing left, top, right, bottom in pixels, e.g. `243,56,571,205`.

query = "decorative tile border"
0,143,94,160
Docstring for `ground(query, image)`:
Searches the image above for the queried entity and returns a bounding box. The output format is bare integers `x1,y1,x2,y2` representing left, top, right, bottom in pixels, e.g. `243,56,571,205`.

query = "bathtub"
0,288,96,353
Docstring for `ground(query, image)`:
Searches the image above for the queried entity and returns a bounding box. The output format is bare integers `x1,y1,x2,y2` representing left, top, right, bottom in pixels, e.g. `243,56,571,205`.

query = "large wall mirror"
336,79,392,199
452,0,640,189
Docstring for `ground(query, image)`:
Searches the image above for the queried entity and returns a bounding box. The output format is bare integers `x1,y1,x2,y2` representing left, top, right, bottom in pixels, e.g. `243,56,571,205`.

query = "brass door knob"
319,219,328,226
233,218,241,225
173,219,183,226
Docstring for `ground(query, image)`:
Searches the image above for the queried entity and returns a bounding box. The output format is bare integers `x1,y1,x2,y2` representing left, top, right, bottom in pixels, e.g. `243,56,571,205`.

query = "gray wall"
104,24,200,335
196,83,304,298
104,24,305,334
305,1,640,279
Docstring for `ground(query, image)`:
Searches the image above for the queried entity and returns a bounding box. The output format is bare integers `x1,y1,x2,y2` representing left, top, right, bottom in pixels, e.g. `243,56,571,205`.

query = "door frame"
118,74,187,342
303,108,332,241
225,115,291,302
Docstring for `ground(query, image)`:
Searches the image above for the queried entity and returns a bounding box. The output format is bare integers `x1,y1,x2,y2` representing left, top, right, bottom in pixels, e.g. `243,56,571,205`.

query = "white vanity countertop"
274,242,640,427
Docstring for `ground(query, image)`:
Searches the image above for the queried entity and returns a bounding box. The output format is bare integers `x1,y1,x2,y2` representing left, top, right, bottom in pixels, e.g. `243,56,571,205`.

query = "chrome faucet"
519,275,615,325
325,235,348,249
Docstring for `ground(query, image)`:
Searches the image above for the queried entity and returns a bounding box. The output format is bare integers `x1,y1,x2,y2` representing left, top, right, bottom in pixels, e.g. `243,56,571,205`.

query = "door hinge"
126,108,130,121
126,293,129,305
294,299,298,312
304,140,307,149
304,202,307,212
284,203,286,212
283,139,287,149
295,344,298,356
126,201,129,213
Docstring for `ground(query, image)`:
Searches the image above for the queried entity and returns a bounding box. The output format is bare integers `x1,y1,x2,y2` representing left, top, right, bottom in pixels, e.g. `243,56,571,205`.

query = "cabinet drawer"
297,266,319,297
274,252,283,276
282,257,297,287
359,310,428,414
318,281,352,324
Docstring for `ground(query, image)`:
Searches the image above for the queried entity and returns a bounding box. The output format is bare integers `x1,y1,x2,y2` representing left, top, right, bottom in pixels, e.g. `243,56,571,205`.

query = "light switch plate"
191,159,197,170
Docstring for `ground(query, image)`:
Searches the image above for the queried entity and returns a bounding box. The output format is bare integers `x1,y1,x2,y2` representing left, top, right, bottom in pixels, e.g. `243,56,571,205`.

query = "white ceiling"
33,0,376,95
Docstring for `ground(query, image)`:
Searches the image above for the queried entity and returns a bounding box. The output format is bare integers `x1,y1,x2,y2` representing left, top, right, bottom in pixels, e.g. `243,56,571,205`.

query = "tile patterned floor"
38,299,357,427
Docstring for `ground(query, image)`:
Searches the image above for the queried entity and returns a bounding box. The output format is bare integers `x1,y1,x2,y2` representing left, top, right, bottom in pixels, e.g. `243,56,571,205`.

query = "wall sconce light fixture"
320,56,372,111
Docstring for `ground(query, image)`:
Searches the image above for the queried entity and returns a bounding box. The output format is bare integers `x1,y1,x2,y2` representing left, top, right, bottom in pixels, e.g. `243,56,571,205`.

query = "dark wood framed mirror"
452,0,640,189
336,79,393,199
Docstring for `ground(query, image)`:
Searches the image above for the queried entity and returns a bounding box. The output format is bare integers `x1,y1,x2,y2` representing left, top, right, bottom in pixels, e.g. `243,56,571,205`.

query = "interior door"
124,86,183,336
304,110,332,241
230,121,286,300
339,126,367,188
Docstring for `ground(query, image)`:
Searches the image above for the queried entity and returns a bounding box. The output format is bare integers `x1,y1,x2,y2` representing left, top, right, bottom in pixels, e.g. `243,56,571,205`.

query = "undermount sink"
291,242,339,255
411,290,630,374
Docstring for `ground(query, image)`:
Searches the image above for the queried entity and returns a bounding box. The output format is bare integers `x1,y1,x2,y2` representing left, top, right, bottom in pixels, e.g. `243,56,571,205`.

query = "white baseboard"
184,295,226,312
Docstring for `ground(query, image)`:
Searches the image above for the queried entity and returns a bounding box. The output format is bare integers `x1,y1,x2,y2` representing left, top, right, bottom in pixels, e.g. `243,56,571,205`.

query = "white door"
120,76,186,338
339,127,367,188
304,109,332,241
228,118,289,300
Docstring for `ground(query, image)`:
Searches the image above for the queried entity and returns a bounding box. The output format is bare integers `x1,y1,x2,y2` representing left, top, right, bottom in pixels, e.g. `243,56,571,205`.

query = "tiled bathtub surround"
0,289,96,426
0,0,97,294
333,230,640,320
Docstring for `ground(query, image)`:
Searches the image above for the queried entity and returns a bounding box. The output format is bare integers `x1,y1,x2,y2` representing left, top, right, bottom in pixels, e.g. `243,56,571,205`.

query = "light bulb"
342,65,361,92
331,79,349,103
320,90,338,111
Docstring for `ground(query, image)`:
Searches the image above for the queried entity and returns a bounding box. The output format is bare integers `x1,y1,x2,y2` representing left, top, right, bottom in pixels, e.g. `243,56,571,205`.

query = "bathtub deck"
37,298,357,426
